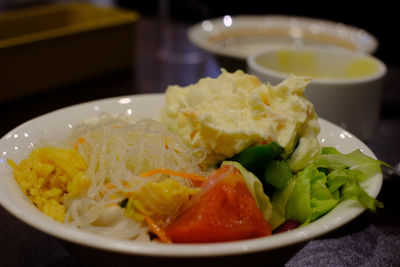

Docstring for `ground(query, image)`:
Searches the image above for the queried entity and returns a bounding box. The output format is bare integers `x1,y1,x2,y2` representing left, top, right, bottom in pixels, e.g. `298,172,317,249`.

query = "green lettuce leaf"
316,147,390,180
340,177,384,212
286,166,339,224
264,160,293,189
309,171,340,221
286,166,313,224
284,147,384,225
269,179,296,230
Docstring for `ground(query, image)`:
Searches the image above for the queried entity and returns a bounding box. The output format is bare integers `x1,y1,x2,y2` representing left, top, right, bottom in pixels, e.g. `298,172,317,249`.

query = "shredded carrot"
121,180,130,187
73,137,85,149
164,138,169,150
140,168,207,184
190,129,199,140
104,183,116,189
145,216,171,243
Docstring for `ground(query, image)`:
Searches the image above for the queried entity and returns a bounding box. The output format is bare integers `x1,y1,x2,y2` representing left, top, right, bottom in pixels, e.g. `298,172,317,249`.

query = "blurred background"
1,0,398,132
2,0,397,65
1,0,398,96
119,0,398,67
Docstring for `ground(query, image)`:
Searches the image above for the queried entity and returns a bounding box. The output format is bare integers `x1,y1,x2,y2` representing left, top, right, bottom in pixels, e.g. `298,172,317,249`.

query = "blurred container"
0,3,139,101
188,15,378,72
247,47,387,141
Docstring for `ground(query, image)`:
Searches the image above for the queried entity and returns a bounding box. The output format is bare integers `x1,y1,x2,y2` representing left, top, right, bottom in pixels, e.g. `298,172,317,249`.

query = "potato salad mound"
161,69,321,171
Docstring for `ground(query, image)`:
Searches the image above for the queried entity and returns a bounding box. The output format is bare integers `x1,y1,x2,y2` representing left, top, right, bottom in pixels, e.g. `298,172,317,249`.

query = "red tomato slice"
164,165,272,243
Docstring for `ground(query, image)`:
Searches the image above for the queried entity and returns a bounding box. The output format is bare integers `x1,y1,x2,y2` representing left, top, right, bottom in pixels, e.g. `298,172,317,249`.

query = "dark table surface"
1,15,400,267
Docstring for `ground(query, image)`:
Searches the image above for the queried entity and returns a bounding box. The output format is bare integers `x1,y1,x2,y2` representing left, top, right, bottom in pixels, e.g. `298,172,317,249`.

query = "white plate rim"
188,14,379,60
0,93,383,257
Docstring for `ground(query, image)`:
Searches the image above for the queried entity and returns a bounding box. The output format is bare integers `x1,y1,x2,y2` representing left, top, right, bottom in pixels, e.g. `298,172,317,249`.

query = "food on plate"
268,147,384,229
161,69,320,171
7,147,87,222
165,163,272,243
9,115,209,240
8,71,385,244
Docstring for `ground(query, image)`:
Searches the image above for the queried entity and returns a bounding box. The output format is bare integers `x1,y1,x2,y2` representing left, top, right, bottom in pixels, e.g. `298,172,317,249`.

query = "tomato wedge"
164,165,272,243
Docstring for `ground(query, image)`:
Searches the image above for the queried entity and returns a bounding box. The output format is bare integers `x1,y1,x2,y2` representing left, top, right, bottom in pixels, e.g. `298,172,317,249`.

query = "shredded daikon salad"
62,114,208,241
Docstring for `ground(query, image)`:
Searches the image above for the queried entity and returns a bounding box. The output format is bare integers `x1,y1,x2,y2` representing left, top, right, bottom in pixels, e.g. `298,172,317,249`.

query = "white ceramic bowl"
188,15,378,71
0,94,382,265
247,47,386,141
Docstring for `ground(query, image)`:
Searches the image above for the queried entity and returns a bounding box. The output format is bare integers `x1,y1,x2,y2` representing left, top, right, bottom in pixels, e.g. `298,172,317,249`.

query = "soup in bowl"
247,47,386,141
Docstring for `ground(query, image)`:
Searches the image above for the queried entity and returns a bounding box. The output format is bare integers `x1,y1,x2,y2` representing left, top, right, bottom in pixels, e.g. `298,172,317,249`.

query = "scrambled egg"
161,69,321,171
8,147,88,222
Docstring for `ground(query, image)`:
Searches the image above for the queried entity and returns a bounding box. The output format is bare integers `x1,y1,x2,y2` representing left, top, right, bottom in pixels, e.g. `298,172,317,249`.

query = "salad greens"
229,142,283,175
264,160,293,190
229,142,293,191
269,179,296,229
286,165,339,224
230,145,385,230
285,147,384,225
